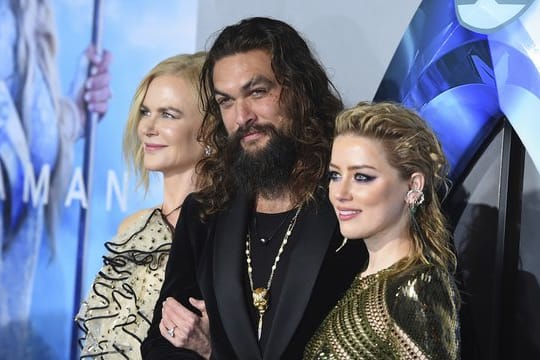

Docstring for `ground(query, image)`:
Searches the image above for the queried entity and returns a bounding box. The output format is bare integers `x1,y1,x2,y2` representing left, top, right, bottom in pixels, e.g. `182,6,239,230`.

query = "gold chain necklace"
245,205,302,341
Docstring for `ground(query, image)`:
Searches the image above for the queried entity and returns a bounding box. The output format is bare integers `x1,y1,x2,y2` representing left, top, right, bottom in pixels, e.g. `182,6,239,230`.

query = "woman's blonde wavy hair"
122,52,207,192
334,101,457,273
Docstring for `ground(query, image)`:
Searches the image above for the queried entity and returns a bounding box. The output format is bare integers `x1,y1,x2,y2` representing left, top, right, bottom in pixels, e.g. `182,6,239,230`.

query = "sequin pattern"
304,264,460,359
75,209,172,359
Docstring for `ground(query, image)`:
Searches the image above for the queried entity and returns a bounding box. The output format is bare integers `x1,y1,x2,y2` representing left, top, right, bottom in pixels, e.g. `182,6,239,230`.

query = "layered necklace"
251,210,293,245
245,205,302,341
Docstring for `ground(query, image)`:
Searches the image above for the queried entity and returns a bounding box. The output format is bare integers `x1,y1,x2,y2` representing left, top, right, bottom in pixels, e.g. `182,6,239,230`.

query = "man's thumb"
189,297,206,313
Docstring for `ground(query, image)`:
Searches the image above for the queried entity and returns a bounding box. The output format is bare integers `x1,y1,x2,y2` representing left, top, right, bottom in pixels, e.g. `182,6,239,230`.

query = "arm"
141,196,207,359
389,266,461,359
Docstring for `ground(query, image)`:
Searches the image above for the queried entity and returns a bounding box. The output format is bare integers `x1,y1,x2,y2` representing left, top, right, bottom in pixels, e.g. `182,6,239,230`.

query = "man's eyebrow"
214,75,274,98
241,75,273,92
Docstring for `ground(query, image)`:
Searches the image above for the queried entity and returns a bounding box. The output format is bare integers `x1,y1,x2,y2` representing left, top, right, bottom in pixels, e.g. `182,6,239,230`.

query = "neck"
255,191,295,213
362,234,411,277
161,168,199,217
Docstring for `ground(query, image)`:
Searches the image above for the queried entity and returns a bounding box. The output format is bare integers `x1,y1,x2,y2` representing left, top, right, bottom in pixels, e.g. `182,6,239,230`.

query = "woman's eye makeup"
354,173,376,182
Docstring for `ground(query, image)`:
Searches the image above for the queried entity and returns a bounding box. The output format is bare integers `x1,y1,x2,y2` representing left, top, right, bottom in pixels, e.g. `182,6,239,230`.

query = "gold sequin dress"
75,209,172,359
304,263,460,359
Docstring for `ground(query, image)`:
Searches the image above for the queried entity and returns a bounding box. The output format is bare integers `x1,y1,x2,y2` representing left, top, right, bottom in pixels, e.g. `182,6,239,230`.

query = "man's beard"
227,124,297,198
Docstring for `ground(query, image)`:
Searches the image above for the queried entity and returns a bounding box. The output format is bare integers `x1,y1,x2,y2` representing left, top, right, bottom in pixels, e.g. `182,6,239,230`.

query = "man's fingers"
189,297,207,315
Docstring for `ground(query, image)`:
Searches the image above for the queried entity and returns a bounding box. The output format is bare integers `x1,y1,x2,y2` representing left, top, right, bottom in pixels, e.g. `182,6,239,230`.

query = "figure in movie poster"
0,0,111,356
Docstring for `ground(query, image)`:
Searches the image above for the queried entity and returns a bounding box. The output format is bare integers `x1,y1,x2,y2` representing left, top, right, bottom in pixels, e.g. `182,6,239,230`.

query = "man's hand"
159,297,211,359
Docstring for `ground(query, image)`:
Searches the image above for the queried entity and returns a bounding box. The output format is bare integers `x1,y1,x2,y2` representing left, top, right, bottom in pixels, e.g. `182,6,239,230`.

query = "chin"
243,144,263,153
243,137,269,149
338,227,363,240
143,163,162,172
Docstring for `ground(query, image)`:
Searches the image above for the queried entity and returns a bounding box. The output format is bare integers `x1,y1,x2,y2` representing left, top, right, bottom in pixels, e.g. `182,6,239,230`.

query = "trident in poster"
70,0,104,357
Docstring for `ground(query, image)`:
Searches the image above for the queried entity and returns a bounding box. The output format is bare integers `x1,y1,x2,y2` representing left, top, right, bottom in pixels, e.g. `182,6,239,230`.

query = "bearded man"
142,17,367,360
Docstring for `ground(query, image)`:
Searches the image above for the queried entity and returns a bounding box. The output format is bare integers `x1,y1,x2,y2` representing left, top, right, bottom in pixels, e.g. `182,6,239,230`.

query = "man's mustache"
232,123,277,141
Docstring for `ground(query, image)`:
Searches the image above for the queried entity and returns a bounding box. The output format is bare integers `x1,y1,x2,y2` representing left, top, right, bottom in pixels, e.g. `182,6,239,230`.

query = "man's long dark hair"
195,17,343,219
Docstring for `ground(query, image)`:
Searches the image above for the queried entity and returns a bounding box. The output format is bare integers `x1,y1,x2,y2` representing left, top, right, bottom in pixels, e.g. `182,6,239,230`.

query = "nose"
140,115,158,136
235,98,255,127
332,179,353,203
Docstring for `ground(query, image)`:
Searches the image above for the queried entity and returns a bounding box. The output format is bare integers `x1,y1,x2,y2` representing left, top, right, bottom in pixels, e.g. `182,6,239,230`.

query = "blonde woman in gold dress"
76,52,207,359
305,101,460,359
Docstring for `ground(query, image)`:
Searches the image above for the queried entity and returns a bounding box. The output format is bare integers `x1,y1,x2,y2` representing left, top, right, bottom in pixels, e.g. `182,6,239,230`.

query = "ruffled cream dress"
76,209,172,359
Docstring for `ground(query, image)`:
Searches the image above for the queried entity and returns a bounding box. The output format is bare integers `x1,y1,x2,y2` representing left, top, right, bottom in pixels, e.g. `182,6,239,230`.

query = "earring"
204,145,212,157
335,237,348,253
406,189,424,213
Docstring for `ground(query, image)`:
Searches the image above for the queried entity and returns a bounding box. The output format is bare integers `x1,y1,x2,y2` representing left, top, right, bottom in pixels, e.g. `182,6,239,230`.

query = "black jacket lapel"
263,198,337,359
213,194,261,359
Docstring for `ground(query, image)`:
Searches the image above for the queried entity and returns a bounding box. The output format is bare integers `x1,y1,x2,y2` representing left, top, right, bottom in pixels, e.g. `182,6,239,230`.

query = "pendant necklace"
252,210,293,245
245,205,302,341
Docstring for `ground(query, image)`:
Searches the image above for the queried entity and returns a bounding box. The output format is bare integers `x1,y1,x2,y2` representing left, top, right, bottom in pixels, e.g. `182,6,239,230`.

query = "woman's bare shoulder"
116,208,156,235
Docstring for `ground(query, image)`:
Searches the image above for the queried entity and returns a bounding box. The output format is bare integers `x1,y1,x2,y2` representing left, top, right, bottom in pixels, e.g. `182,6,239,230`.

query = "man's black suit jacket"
141,192,366,359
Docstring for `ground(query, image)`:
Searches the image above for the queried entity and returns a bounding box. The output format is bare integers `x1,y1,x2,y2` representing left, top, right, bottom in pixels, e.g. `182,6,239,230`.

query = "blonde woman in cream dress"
76,52,207,359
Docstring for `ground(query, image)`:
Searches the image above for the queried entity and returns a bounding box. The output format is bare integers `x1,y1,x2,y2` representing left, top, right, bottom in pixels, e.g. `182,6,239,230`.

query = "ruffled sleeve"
76,209,173,359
